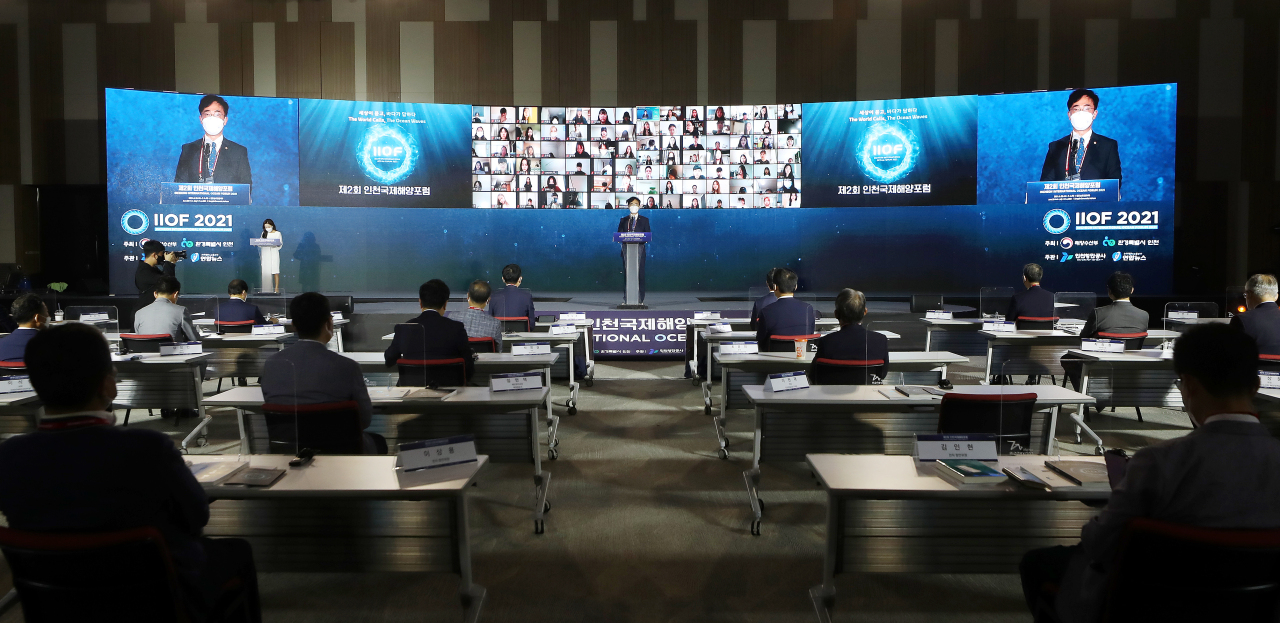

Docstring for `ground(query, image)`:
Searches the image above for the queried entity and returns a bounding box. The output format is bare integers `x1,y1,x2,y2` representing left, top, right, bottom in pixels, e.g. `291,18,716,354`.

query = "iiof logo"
856,122,919,184
121,209,149,235
357,124,418,185
1043,209,1071,235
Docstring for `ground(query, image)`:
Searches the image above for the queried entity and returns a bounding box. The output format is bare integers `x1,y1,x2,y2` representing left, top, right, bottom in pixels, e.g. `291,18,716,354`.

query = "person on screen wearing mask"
174,95,252,187
617,197,651,304
1039,88,1123,192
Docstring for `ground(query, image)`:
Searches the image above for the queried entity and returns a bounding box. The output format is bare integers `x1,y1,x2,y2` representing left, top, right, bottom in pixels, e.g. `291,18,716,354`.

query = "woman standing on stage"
260,218,283,293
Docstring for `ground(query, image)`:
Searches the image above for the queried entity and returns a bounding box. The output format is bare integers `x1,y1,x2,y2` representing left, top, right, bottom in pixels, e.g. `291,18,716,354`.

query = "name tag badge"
490,371,544,392
0,375,33,394
1167,310,1199,320
925,310,953,320
398,435,479,472
251,324,286,335
511,342,551,356
1261,371,1280,390
330,311,344,320
79,312,110,322
982,321,1016,333
914,434,999,461
159,341,203,356
549,323,577,335
694,311,721,320
719,341,758,355
1081,338,1125,353
764,371,809,392
707,323,732,334
558,312,586,322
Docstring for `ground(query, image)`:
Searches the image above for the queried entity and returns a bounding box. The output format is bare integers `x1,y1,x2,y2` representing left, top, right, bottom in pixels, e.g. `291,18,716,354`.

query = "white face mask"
629,205,639,215
202,115,225,136
1070,110,1094,132
264,225,273,232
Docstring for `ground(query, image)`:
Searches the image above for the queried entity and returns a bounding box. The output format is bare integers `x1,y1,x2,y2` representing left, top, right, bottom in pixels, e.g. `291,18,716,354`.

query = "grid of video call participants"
470,105,802,209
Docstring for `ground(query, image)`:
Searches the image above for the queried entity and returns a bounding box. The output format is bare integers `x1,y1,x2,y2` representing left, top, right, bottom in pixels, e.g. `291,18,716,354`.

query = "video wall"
105,84,1177,295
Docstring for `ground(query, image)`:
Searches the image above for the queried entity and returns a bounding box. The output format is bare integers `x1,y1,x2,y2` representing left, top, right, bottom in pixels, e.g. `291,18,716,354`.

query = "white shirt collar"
1203,413,1260,425
204,135,223,152
1071,130,1093,145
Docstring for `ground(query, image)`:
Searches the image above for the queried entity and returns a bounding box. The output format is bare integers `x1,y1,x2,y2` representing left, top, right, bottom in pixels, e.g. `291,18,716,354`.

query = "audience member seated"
1019,324,1280,623
384,280,475,381
133,276,198,342
1230,273,1280,356
488,263,535,325
1007,262,1056,326
754,268,815,351
215,279,267,324
0,293,47,362
0,324,262,621
261,292,384,454
809,289,888,384
1062,272,1150,390
448,280,503,351
749,267,781,331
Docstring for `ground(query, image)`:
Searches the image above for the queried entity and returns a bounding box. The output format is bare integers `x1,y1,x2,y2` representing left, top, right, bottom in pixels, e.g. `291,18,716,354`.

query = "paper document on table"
405,388,459,400
367,387,411,400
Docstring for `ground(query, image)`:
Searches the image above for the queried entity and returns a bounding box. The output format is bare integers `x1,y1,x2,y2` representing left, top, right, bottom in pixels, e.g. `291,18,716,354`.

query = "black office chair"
1260,354,1280,372
0,361,25,373
1097,331,1147,350
120,334,174,354
1095,518,1280,622
396,358,468,387
809,357,886,385
1014,316,1057,331
937,392,1037,455
214,320,256,334
468,336,497,353
0,525,251,623
263,401,366,455
765,333,822,353
496,316,531,332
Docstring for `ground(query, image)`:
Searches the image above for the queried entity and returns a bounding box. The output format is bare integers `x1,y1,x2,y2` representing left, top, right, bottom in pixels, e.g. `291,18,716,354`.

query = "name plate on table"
79,312,110,322
331,311,344,320
1026,179,1119,204
0,375,32,394
694,311,721,320
1167,310,1198,320
1081,338,1125,353
511,342,551,356
612,232,651,243
251,324,286,335
925,310,953,320
160,182,252,205
559,312,586,321
720,341,758,355
982,321,1016,333
915,434,999,461
549,323,577,335
1261,371,1280,389
398,435,478,472
490,371,544,392
707,323,732,334
764,371,809,392
159,342,203,356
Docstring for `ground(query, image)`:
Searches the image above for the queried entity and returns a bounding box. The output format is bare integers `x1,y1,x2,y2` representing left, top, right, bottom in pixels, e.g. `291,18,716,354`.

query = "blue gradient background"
803,97,978,206
977,84,1177,203
298,99,470,207
104,89,300,206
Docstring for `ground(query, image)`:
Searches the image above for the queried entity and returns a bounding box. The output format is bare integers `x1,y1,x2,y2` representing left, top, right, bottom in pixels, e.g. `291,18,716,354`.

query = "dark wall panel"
0,26,19,184
276,21,324,99
218,22,254,96
320,22,356,100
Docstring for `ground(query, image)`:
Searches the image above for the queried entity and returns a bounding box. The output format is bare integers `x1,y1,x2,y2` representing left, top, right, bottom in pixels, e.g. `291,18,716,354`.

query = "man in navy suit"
384,279,475,381
173,95,253,188
0,294,47,362
487,264,536,330
1007,263,1056,327
749,268,782,331
809,288,889,384
215,279,267,325
755,268,815,351
1039,89,1122,194
0,324,262,621
1231,273,1280,356
617,197,651,303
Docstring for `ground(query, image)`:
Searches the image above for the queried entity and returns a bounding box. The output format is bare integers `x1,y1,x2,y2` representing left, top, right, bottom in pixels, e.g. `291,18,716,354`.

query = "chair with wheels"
262,401,365,455
214,320,256,334
468,336,498,353
765,333,822,354
809,358,886,385
0,361,25,373
1260,353,1280,372
120,334,175,354
496,317,531,333
396,358,468,388
1015,316,1058,331
937,392,1038,454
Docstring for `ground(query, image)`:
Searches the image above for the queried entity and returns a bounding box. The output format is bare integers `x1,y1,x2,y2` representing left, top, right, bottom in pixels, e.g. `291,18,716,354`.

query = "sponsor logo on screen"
357,124,418,185
856,122,919,184
1043,209,1071,235
121,209,149,235
1059,237,1073,249
1112,251,1123,262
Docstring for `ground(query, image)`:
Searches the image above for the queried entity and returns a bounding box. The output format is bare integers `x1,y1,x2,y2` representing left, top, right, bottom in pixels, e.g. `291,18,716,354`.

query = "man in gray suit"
446,280,503,351
1021,324,1280,623
1062,271,1149,391
133,276,198,342
259,293,384,454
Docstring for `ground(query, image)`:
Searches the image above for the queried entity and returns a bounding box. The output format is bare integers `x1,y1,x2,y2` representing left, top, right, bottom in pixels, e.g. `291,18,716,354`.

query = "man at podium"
1039,89,1122,191
618,197,650,303
173,94,253,187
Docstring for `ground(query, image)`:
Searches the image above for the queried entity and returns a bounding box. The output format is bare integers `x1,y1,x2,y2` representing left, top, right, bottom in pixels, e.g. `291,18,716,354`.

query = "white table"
806,454,1106,621
112,352,214,451
740,384,1096,534
204,385,554,533
1063,348,1181,451
0,391,40,434
195,318,348,349
191,453,488,622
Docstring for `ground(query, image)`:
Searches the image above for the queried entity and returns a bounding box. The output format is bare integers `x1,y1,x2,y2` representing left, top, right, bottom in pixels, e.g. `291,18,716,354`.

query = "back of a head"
419,279,450,310
468,280,492,305
1246,274,1279,300
501,264,522,285
775,269,798,294
1023,263,1043,284
765,267,781,289
227,279,249,296
289,292,330,339
26,324,112,410
156,276,181,296
11,293,45,324
834,288,867,325
1174,324,1259,398
1107,271,1134,299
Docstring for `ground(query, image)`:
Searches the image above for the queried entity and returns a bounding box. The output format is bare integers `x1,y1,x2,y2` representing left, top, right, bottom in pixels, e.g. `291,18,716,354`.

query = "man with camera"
136,240,183,301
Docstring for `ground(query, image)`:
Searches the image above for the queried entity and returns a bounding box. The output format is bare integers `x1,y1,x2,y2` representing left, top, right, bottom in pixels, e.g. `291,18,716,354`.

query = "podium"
249,238,282,247
1025,179,1119,203
160,182,252,205
614,232,650,309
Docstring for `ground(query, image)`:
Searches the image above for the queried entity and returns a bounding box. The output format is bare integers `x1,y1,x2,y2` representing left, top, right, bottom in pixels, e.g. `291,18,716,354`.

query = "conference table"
740,383,1096,535
805,453,1107,622
191,453,488,622
980,328,1180,380
0,390,40,434
1062,348,1181,452
533,318,596,383
112,352,214,451
708,351,968,459
204,385,554,533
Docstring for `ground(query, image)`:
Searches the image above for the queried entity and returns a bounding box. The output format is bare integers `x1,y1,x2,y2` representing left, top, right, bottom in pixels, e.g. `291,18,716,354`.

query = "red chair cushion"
1261,354,1280,361
468,337,496,343
1098,331,1149,339
214,320,256,326
120,334,172,340
0,361,26,368
1017,316,1059,322
772,334,821,341
494,317,528,321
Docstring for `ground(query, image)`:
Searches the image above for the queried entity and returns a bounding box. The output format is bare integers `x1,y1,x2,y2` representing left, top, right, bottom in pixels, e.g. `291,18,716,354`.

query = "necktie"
629,217,635,232
205,142,217,181
1067,139,1079,177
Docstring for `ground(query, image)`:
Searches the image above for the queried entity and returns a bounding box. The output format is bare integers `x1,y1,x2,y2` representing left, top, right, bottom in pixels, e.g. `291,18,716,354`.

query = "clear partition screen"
979,287,1014,320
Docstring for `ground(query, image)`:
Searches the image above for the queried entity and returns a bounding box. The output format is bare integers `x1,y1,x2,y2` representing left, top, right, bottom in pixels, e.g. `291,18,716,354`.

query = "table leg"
530,406,551,534
543,366,558,460
455,490,487,623
690,326,700,384
1072,364,1104,454
809,489,840,622
1046,405,1059,456
984,342,994,382
743,405,764,535
925,326,933,352
566,338,578,415
236,407,248,455
181,365,212,452
714,364,729,459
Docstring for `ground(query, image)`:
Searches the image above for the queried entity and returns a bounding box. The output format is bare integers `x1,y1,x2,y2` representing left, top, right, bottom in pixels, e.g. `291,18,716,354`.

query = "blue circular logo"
1043,209,1071,235
190,253,200,262
1112,252,1122,262
357,124,418,185
856,122,919,184
121,209,149,235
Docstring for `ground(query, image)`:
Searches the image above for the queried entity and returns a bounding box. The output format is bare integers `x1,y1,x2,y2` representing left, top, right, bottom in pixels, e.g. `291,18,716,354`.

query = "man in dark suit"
487,264,536,329
749,267,781,331
1062,272,1150,390
0,324,262,621
384,280,475,381
1020,325,1280,623
135,239,178,301
1007,263,1056,327
1039,88,1122,194
215,279,267,324
173,94,253,189
0,294,47,362
617,197,651,304
1230,273,1280,356
809,288,889,384
755,268,815,351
